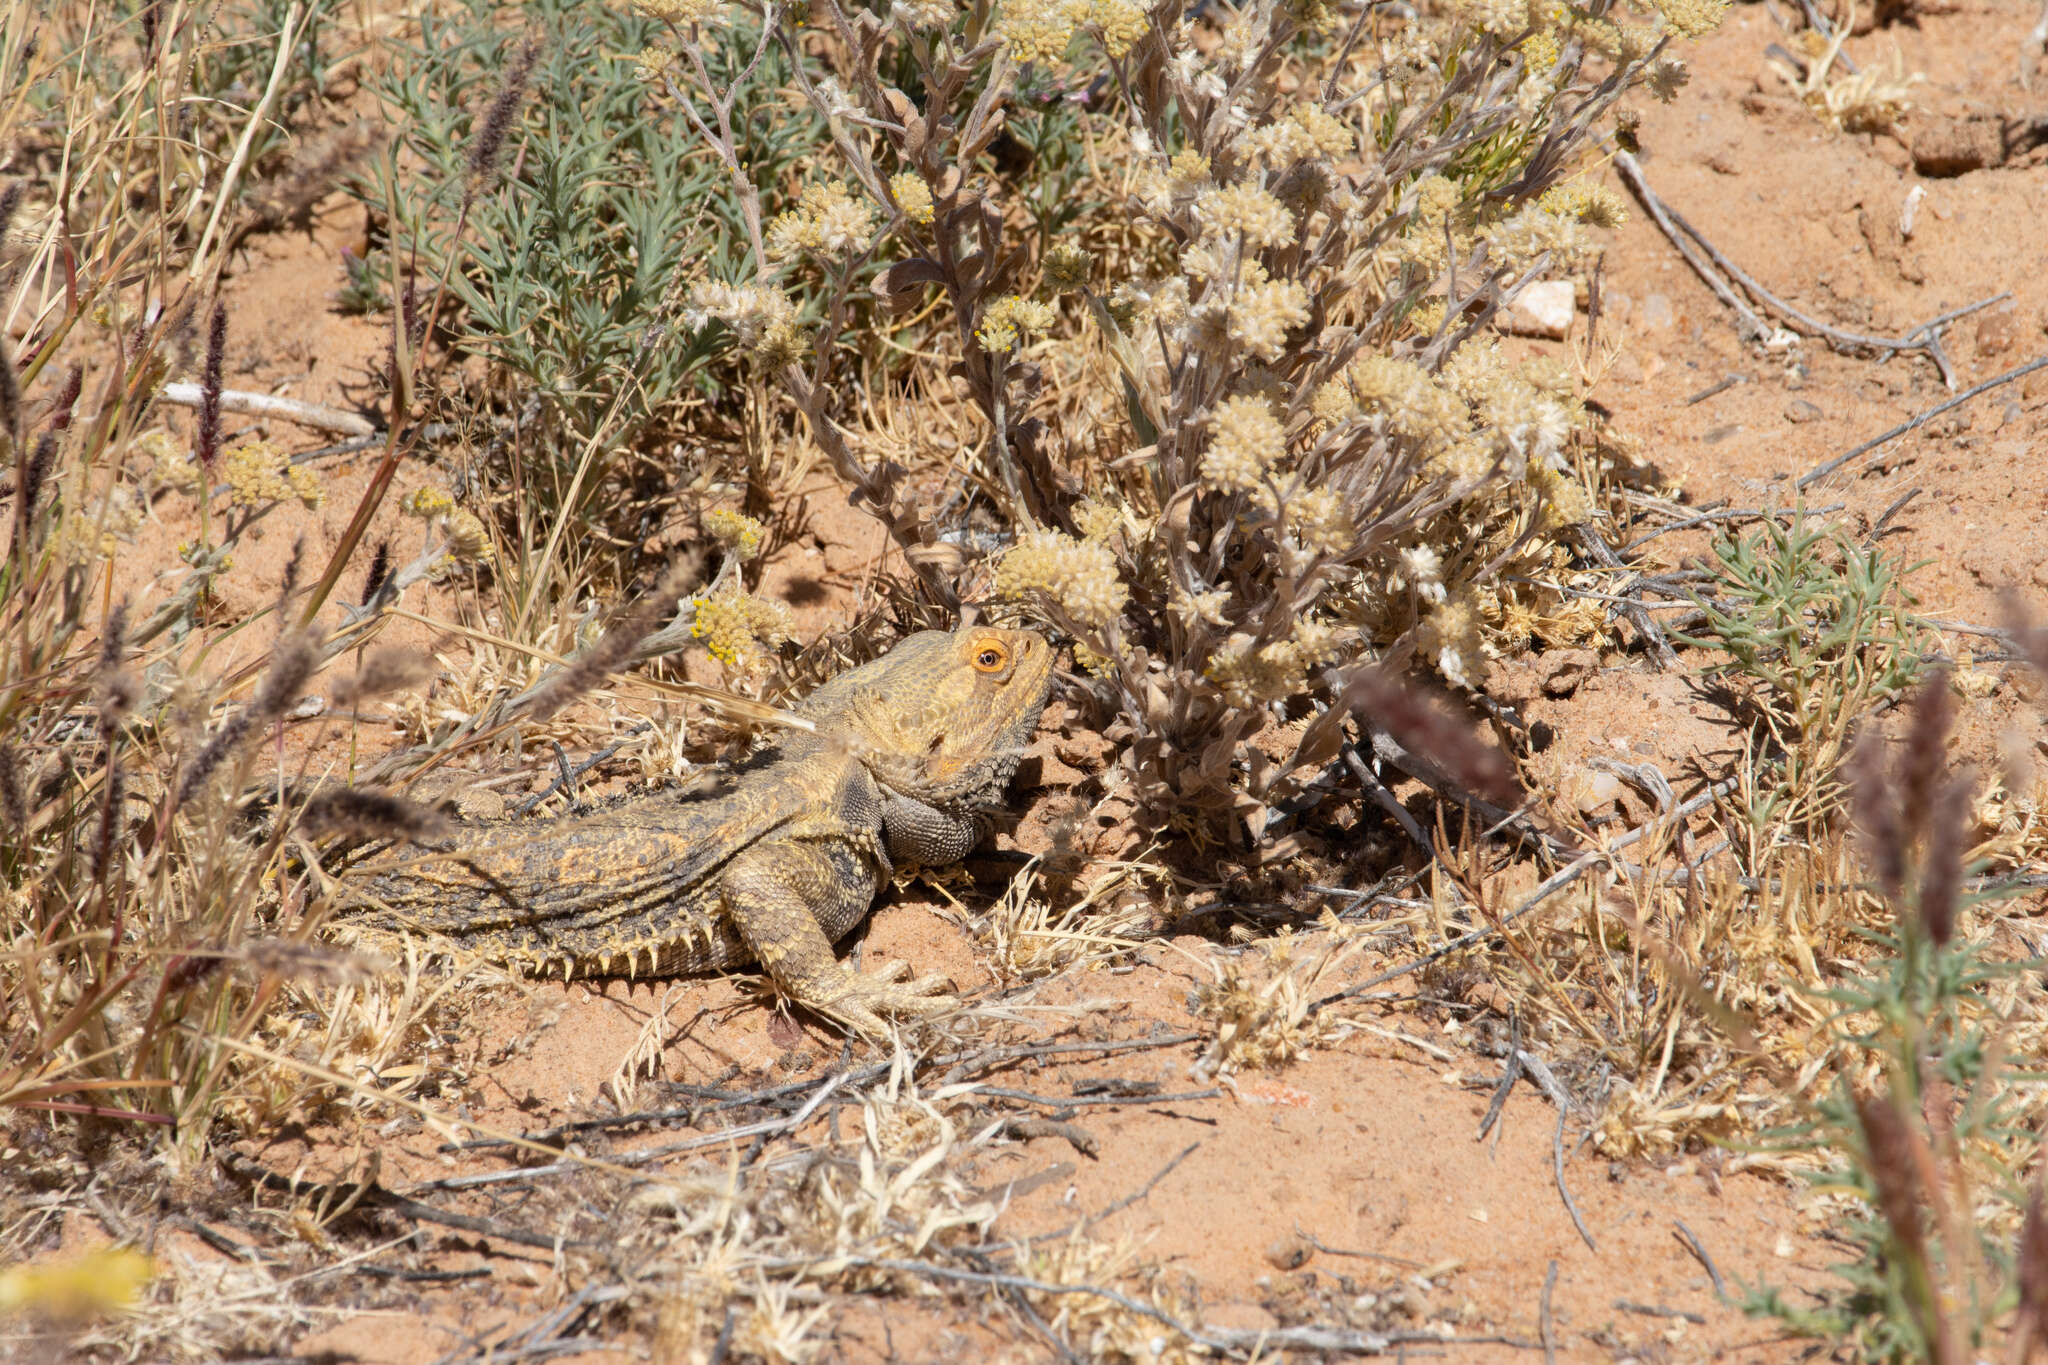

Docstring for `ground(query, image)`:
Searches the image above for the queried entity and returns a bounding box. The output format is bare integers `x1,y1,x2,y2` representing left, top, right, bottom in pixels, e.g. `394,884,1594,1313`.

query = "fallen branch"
160,381,378,437
1553,1103,1596,1252
1796,353,2048,488
1616,152,2005,387
1306,780,1738,1016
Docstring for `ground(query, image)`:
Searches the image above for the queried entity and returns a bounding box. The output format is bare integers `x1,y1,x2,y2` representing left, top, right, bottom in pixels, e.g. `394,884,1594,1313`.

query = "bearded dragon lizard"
347,626,1054,1036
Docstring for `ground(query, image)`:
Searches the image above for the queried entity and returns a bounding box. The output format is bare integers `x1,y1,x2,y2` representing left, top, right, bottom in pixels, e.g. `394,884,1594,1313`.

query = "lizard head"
843,626,1055,807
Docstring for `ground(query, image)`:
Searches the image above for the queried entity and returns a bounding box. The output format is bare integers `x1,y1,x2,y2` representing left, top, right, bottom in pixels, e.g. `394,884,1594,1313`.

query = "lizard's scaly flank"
344,627,1054,1036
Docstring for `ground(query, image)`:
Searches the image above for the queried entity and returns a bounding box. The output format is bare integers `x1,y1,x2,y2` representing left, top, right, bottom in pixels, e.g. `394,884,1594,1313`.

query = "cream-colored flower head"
976,294,1057,352
994,529,1129,628
1195,182,1296,250
766,182,877,261
1199,395,1286,493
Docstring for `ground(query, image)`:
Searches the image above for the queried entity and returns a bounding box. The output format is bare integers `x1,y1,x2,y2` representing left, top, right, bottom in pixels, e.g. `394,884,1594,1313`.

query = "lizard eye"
972,639,1009,673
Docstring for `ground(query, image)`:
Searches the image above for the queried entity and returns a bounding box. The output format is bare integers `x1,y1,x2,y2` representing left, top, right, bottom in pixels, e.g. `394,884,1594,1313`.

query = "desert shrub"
360,0,820,556
637,0,1726,844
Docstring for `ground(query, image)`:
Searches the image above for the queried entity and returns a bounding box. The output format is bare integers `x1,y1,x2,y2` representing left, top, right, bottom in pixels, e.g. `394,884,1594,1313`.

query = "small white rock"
1499,280,1576,338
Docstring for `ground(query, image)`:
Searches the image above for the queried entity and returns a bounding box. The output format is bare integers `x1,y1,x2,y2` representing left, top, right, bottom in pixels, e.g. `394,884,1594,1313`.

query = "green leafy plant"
1679,512,1931,830
359,0,819,563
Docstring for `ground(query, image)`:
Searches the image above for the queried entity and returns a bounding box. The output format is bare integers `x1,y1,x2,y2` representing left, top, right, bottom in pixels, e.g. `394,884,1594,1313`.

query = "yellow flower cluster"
1456,0,1547,36
631,0,726,26
1204,620,1353,707
976,294,1056,352
689,586,794,674
996,0,1082,62
1537,182,1629,230
888,172,935,226
1239,104,1354,169
1199,395,1285,494
1072,496,1122,542
443,508,493,564
994,529,1128,629
1656,0,1727,39
1420,587,1485,689
1091,0,1149,58
766,181,876,261
634,46,682,84
704,506,766,560
403,486,492,565
995,0,1149,62
1288,487,1353,555
1340,354,1465,456
224,440,322,510
402,487,454,518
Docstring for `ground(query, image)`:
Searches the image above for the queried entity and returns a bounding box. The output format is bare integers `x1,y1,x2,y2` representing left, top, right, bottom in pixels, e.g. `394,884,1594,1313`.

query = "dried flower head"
996,0,1084,62
224,441,323,510
976,294,1057,353
1199,395,1286,494
1043,241,1090,292
1088,0,1149,57
892,0,958,27
690,586,795,676
1538,182,1630,230
634,45,682,83
632,0,728,24
705,506,766,560
685,280,803,362
1420,587,1485,688
888,172,935,226
1289,487,1353,555
766,181,877,261
1646,57,1690,102
1656,0,1727,39
995,530,1129,629
1195,182,1296,250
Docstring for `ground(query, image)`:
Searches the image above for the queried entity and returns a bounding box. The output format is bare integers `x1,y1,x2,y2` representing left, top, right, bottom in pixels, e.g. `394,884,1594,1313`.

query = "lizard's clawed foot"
812,965,956,1038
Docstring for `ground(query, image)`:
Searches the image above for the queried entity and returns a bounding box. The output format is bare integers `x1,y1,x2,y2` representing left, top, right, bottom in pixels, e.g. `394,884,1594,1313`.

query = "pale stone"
1500,280,1576,339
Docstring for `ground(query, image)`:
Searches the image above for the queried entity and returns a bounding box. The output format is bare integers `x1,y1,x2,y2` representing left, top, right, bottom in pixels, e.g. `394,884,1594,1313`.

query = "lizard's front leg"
722,842,955,1037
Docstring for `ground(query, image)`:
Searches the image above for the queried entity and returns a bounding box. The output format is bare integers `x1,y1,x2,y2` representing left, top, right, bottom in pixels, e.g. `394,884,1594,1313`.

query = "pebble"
1264,1235,1313,1271
1499,280,1575,339
1785,398,1824,423
1641,292,1675,331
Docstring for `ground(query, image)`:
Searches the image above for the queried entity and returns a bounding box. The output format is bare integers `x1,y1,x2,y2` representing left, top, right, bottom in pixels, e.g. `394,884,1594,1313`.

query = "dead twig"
1796,354,2048,488
1307,780,1738,1017
1540,1260,1559,1365
1575,523,1681,667
1477,1013,1524,1142
160,381,379,437
1616,152,2003,387
997,1116,1100,1158
1298,1229,1426,1270
1615,1300,1707,1324
1554,1104,1597,1253
1673,1219,1729,1300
